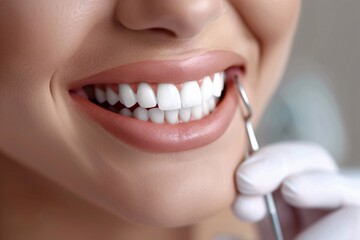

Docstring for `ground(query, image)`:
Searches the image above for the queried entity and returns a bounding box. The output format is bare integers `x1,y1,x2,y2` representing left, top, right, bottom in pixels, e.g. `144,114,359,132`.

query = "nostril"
114,0,224,39
149,28,177,38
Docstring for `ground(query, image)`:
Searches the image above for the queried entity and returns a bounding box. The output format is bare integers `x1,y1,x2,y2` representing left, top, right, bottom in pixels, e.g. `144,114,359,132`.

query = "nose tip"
115,0,224,39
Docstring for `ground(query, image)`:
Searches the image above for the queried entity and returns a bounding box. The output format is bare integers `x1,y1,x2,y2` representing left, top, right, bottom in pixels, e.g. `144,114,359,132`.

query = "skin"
0,0,300,239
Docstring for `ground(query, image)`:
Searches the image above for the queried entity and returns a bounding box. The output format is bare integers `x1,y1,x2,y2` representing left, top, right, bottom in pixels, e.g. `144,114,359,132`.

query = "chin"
107,160,238,228
83,114,245,228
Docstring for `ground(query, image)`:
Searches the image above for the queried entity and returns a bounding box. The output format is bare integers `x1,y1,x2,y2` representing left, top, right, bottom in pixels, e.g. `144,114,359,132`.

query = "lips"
69,50,244,152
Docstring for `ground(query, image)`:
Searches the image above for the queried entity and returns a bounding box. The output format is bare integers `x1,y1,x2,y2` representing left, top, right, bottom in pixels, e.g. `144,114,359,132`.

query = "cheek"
0,0,113,207
227,0,301,125
0,0,111,75
0,0,112,174
230,0,301,43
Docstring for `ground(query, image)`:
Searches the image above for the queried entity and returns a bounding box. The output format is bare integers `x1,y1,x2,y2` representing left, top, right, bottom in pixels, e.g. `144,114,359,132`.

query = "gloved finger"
232,195,267,222
236,142,338,195
295,206,360,240
282,171,360,209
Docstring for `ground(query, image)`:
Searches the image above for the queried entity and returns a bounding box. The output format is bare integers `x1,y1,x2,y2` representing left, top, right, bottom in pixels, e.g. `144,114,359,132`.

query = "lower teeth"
95,96,220,124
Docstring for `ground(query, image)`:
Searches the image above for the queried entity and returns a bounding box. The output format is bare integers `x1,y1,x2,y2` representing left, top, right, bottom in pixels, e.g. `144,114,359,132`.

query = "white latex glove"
232,142,360,240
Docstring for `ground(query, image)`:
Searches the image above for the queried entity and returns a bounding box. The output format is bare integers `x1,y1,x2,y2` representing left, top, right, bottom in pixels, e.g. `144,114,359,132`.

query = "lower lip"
70,80,238,153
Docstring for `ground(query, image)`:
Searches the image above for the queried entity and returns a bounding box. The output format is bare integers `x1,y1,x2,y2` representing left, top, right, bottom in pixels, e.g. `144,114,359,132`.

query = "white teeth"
179,108,191,122
200,76,213,101
149,108,164,124
136,83,157,108
208,97,216,112
191,105,203,120
181,81,202,108
119,108,132,117
202,101,209,116
95,87,106,103
133,107,149,121
165,110,179,124
157,83,182,111
92,71,225,123
119,84,137,108
212,72,225,97
106,87,118,105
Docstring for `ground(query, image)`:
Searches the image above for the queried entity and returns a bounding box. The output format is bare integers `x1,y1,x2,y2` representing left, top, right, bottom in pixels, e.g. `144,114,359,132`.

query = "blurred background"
257,0,360,168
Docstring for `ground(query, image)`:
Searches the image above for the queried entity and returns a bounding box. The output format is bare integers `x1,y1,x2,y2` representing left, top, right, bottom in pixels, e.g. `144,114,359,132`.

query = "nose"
115,0,224,38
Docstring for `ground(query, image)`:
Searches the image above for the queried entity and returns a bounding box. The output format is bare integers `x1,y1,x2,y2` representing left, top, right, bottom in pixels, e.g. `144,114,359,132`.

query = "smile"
69,50,245,152
82,71,225,124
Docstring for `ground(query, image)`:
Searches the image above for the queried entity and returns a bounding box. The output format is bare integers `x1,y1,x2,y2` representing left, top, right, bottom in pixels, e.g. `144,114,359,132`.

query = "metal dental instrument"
234,75,284,240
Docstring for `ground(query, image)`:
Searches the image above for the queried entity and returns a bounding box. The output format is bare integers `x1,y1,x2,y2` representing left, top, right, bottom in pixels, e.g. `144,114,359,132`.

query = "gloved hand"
232,141,360,240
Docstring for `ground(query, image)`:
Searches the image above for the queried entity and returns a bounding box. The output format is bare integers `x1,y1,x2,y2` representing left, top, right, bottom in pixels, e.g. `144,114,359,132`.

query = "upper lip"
68,50,245,90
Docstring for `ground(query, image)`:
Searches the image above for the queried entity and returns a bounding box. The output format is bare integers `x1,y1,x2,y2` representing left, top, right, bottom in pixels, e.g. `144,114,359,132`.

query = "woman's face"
0,0,300,227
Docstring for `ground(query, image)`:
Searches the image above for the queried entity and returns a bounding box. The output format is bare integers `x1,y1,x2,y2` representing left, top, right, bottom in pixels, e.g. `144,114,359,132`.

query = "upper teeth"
118,83,137,108
95,71,225,111
157,83,182,110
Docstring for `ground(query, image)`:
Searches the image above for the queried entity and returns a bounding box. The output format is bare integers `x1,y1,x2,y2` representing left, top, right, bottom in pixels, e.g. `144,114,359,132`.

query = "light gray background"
257,1,360,167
